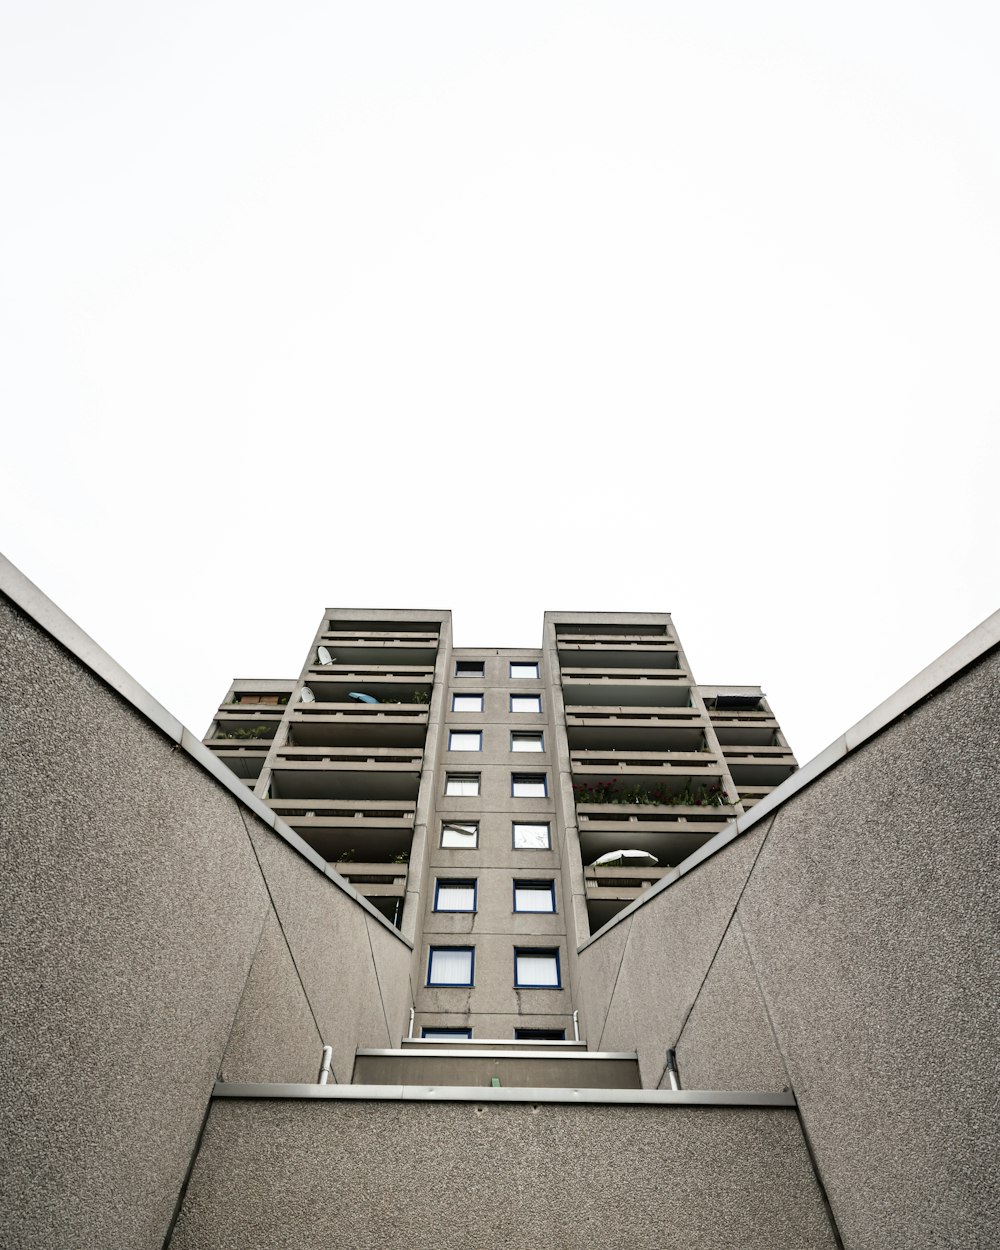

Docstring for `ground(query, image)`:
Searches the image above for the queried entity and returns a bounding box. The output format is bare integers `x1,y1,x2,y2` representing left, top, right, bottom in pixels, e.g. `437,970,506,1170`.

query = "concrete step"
352,1046,642,1088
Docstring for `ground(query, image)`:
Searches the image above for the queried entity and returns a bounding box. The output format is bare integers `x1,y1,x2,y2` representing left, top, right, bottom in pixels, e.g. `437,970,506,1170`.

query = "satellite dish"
300,687,316,703
317,646,333,665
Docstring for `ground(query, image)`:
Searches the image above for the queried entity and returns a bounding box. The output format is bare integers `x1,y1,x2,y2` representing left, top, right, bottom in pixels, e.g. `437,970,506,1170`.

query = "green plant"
411,689,430,704
338,848,357,862
215,725,275,741
572,779,729,808
391,852,410,864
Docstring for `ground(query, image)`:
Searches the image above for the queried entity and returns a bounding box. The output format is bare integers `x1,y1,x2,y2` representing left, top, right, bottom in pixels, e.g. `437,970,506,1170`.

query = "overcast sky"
2,1,997,761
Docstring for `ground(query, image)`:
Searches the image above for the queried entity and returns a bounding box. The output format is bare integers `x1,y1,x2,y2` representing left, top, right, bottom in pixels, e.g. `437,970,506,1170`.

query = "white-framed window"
513,822,551,850
445,773,480,797
513,880,556,913
449,731,482,752
452,693,484,712
510,694,542,713
455,660,485,677
510,662,539,680
512,773,547,798
435,879,477,912
428,947,475,987
511,731,544,752
514,948,560,988
422,1028,472,1040
441,821,479,849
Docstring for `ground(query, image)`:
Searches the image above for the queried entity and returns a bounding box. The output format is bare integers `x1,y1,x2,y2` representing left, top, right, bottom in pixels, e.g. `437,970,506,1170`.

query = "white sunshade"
590,849,659,867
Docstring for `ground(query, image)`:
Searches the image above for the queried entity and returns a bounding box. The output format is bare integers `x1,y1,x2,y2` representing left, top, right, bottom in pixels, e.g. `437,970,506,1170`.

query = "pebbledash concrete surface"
1,551,998,1250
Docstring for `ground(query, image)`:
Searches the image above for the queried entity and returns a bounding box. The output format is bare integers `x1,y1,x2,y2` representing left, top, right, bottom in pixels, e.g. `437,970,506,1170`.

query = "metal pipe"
573,1010,580,1042
408,1007,415,1040
665,1048,681,1091
317,1045,334,1085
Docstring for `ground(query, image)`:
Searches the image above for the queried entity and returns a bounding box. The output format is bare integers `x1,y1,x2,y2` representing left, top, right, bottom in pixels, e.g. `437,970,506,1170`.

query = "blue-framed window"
512,822,551,850
511,731,544,752
455,660,485,677
422,1027,473,1040
510,694,542,713
514,948,561,988
427,946,475,987
449,730,482,751
510,661,539,680
434,879,477,912
512,772,547,797
514,1028,566,1041
513,880,556,913
452,693,484,712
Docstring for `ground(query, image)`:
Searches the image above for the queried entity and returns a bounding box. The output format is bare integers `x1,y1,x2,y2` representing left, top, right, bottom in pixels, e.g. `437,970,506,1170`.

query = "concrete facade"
168,1098,839,1250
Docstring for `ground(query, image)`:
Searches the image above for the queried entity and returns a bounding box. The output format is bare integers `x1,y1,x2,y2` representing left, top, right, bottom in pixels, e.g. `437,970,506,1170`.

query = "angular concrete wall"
0,592,413,1250
170,1097,838,1249
578,644,1000,1249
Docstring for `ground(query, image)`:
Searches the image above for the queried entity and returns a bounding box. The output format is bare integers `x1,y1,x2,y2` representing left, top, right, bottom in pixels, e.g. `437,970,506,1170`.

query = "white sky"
2,1,997,761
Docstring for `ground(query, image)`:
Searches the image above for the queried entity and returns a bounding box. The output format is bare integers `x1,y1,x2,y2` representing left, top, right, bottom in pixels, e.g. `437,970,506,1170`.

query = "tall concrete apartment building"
204,609,796,1043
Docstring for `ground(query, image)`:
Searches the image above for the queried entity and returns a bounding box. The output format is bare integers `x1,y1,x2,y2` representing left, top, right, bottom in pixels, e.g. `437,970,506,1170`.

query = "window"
510,694,542,713
422,1028,472,1040
455,660,485,677
428,946,474,986
445,773,480,797
514,948,561,988
441,821,478,849
449,731,482,751
452,693,484,712
511,732,544,752
513,822,551,850
513,880,556,913
435,879,477,912
514,1028,566,1041
512,773,547,798
510,662,539,680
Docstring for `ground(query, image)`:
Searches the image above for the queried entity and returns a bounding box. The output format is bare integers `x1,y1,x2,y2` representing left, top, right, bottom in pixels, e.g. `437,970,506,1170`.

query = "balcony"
314,636,438,667
576,803,733,866
725,746,797,788
288,702,428,747
584,866,672,930
204,741,270,780
712,723,780,746
269,799,415,862
213,706,285,733
268,746,422,801
333,862,407,927
560,673,692,708
303,670,433,703
556,643,680,670
570,749,723,780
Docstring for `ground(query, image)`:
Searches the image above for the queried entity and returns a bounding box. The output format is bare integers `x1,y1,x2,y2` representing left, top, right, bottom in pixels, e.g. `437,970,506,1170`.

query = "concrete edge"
355,1049,637,1060
0,553,412,950
211,1081,796,1107
579,605,1000,952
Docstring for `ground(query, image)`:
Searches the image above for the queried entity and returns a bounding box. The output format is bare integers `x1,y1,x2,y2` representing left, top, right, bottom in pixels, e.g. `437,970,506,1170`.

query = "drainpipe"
317,1045,334,1085
572,1010,580,1042
665,1048,681,1091
408,1007,415,1040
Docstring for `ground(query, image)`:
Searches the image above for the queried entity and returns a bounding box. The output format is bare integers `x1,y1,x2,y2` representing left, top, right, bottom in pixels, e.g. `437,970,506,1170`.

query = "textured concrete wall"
0,594,412,1250
170,1097,838,1250
578,646,1000,1250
